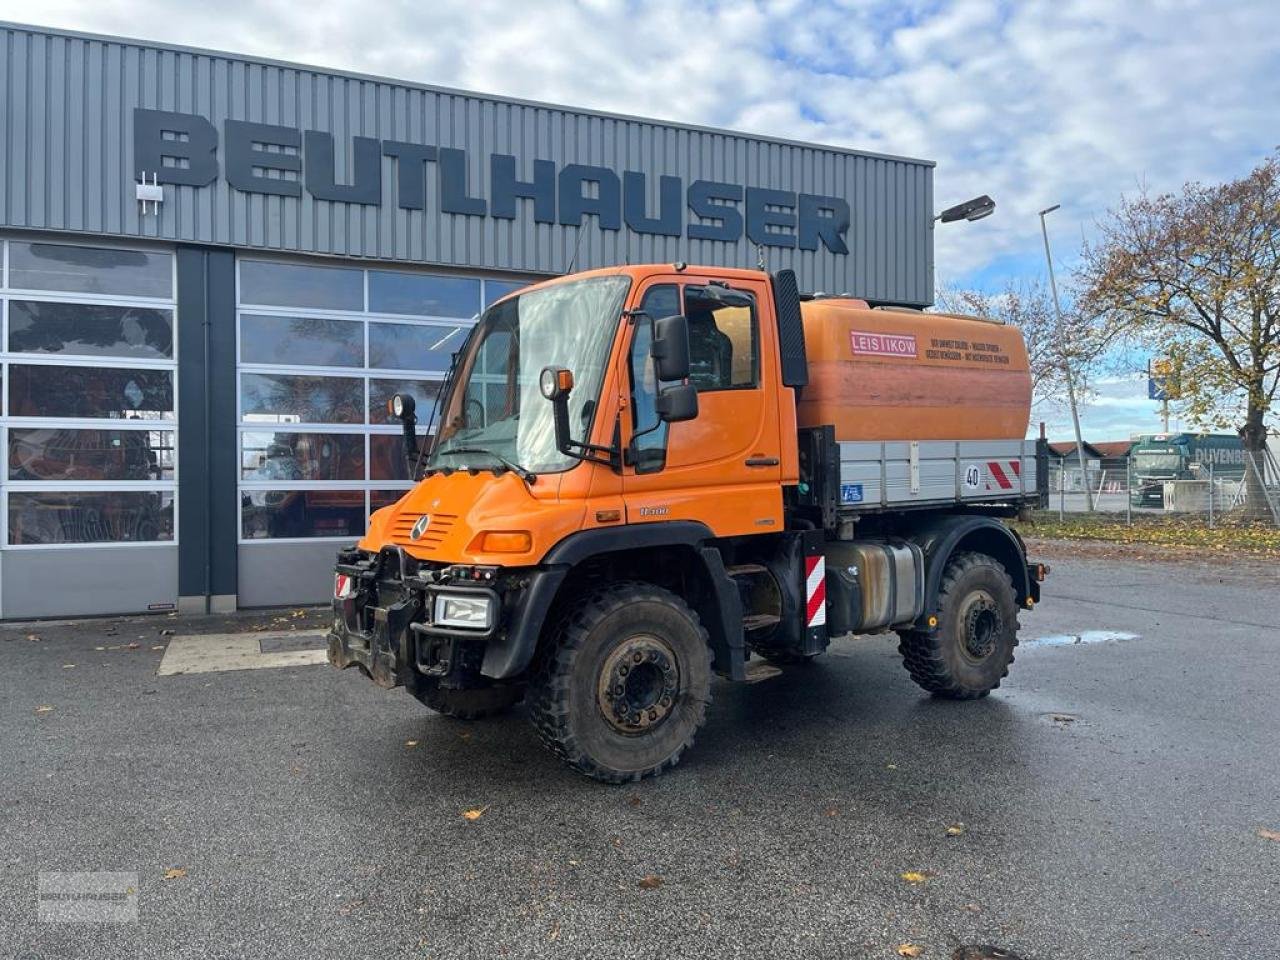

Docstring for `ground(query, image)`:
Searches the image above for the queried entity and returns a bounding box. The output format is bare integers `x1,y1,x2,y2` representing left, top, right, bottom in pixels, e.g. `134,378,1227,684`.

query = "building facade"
0,22,936,618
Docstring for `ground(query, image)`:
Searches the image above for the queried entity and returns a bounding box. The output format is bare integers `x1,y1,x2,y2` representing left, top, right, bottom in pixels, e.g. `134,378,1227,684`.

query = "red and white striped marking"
334,573,354,600
986,460,1021,491
804,554,827,628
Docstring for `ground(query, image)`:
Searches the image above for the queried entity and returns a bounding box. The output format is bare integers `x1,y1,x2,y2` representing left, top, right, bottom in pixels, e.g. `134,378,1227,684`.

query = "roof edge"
0,19,936,168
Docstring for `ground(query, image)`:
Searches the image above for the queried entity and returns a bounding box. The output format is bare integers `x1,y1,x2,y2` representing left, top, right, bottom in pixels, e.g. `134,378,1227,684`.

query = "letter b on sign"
134,109,218,187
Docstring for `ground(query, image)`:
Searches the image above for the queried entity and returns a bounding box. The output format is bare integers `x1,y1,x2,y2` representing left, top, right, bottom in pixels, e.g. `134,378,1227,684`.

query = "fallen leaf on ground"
62,663,76,669
946,824,966,837
152,645,166,651
404,739,420,748
461,806,489,821
897,945,924,957
547,921,561,941
637,874,663,890
900,871,931,884
962,903,983,914
34,705,54,715
1258,828,1280,842
627,796,642,807
26,633,42,642
159,629,175,636
824,807,840,817
163,868,187,880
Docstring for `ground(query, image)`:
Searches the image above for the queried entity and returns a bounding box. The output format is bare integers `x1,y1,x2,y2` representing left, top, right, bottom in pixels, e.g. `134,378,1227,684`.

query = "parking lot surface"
2,547,1278,959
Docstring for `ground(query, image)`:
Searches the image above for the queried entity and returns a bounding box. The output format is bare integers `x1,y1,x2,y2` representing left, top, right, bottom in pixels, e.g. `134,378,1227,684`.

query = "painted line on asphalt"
157,631,328,676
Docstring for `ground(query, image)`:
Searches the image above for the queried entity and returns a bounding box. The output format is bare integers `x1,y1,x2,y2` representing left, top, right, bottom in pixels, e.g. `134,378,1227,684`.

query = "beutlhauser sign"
134,109,852,254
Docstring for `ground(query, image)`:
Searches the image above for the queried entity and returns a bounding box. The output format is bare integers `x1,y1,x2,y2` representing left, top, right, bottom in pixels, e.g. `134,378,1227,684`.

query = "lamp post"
1039,204,1093,512
935,195,996,223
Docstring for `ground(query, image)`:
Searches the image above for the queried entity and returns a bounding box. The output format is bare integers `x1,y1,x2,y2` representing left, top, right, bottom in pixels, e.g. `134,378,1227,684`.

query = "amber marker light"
474,531,533,553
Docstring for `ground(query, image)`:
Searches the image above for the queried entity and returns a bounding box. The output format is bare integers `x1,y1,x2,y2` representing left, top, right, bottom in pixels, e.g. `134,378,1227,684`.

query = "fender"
904,514,1032,630
481,521,746,680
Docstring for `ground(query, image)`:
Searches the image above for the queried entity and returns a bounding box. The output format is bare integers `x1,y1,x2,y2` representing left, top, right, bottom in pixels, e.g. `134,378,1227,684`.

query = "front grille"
389,512,458,552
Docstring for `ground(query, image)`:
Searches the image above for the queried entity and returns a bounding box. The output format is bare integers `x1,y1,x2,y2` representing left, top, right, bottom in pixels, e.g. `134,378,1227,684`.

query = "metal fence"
1046,447,1280,527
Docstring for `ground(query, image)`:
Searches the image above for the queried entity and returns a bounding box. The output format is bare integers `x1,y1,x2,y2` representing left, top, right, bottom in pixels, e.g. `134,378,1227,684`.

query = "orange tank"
796,299,1032,441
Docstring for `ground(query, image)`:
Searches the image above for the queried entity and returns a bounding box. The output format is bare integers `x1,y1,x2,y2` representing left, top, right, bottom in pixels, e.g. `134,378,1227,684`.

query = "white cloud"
4,0,1278,290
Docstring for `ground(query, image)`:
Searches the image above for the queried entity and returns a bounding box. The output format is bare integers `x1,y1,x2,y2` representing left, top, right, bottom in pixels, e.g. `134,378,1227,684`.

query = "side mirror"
651,314,691,382
654,383,698,423
540,366,576,456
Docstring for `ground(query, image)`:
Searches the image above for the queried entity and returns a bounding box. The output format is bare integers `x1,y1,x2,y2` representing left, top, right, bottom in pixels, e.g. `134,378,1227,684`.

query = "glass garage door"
234,257,523,605
0,237,178,618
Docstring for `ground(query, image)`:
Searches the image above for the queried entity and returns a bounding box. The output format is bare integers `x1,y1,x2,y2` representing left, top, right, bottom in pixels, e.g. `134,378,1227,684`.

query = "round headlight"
389,393,415,419
539,368,558,400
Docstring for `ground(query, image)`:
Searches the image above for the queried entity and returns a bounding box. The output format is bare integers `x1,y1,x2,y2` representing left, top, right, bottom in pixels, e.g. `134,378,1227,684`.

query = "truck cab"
329,264,1047,782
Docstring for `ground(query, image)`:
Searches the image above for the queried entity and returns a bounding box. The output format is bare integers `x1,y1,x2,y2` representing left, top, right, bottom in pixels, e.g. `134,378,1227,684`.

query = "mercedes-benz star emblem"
410,515,431,540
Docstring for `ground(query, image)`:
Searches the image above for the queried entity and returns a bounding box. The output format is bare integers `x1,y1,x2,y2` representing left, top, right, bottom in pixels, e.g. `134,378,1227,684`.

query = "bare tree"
1078,152,1279,511
936,280,1101,413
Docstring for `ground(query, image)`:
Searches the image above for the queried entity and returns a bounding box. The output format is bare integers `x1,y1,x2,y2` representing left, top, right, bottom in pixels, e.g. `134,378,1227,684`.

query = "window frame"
234,257,520,544
0,236,180,550
682,285,761,393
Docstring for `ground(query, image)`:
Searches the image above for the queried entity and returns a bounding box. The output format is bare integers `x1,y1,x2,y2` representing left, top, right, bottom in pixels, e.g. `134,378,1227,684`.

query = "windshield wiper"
437,446,537,485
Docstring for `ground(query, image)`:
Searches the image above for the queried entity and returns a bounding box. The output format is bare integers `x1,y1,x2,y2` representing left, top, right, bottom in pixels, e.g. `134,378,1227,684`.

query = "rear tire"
408,677,524,720
897,551,1019,699
528,581,712,783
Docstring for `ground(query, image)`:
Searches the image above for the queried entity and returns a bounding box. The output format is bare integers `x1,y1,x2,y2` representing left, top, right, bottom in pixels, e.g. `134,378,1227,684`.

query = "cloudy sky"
4,0,1277,439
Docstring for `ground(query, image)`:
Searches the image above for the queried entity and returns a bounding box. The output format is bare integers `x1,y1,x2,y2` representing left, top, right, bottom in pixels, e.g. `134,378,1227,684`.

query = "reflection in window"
240,490,366,540
8,301,174,359
629,285,679,473
8,491,175,544
368,321,468,372
9,428,175,481
240,373,363,425
239,260,363,311
240,314,362,367
368,379,442,426
8,365,175,419
484,279,527,306
368,271,480,318
370,489,409,514
8,242,173,298
240,432,365,482
370,434,416,482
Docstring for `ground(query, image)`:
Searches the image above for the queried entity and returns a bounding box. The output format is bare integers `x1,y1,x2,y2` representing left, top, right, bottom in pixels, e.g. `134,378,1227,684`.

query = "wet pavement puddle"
1022,629,1140,649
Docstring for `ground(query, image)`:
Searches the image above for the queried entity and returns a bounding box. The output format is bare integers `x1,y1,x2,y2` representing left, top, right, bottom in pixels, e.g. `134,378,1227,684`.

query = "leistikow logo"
410,515,432,541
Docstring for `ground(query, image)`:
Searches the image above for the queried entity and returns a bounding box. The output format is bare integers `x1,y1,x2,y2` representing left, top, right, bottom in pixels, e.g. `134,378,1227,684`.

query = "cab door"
620,272,783,538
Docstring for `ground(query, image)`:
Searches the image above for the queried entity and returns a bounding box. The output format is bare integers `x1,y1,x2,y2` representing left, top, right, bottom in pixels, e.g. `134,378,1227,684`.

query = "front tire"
528,582,712,783
897,551,1019,699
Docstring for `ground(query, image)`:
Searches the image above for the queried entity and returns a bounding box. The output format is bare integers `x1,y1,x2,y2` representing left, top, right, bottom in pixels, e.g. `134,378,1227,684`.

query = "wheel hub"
960,591,1002,661
597,634,680,735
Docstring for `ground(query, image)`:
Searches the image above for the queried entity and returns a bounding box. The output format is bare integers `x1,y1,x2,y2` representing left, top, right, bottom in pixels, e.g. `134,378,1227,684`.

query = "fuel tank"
796,300,1032,441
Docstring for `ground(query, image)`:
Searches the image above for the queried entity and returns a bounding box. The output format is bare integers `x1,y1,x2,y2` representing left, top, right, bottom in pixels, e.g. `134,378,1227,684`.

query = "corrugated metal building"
0,21,937,618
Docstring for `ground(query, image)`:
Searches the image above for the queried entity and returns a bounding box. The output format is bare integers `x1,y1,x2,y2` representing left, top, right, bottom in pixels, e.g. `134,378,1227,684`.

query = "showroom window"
237,258,527,542
0,238,178,546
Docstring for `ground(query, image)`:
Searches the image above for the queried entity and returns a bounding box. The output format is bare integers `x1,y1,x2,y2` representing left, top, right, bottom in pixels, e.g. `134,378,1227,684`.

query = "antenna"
565,224,587,275
756,243,766,271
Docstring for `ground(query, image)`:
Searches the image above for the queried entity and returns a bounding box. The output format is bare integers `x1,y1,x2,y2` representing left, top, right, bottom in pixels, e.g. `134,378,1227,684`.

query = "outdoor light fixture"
539,367,574,401
387,393,416,420
935,195,996,223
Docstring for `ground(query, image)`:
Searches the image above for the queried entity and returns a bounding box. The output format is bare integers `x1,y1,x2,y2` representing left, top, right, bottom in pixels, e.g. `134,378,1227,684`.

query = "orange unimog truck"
328,264,1049,782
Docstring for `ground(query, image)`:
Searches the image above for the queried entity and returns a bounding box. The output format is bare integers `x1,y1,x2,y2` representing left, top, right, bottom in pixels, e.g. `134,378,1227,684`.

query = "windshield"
427,275,630,474
1132,451,1183,473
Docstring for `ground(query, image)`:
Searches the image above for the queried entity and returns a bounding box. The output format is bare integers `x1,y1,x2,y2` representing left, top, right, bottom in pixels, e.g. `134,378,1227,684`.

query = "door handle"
745,456,779,468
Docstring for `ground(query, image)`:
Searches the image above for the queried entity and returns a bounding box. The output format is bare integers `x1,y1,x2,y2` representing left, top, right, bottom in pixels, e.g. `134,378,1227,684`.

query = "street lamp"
935,195,996,223
1039,204,1093,512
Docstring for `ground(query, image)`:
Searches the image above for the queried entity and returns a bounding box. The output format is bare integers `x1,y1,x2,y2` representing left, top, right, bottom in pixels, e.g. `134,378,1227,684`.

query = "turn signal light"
475,530,533,553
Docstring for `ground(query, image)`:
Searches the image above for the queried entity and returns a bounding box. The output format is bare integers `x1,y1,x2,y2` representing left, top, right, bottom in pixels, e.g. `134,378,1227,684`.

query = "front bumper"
326,546,565,686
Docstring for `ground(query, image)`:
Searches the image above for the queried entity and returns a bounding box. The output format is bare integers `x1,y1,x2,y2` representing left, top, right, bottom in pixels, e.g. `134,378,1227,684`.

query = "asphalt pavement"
2,546,1278,960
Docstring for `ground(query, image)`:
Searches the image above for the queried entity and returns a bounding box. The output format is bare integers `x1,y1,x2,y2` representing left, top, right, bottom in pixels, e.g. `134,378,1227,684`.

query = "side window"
683,288,759,391
628,284,680,473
